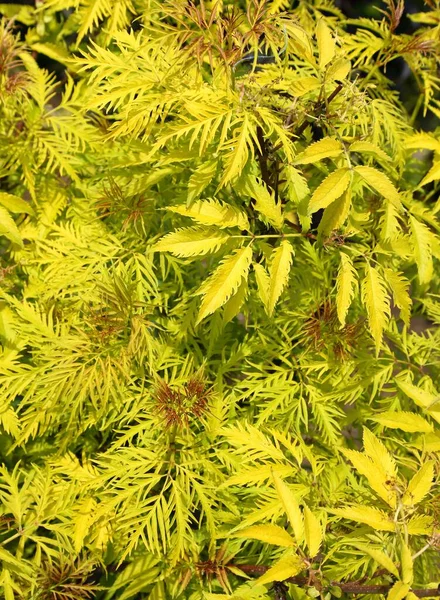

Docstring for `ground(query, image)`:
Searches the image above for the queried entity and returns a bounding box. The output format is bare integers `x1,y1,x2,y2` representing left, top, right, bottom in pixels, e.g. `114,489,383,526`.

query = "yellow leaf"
267,240,294,316
409,215,433,285
336,252,357,326
272,473,304,543
355,166,401,209
294,138,343,165
167,199,248,230
74,497,96,552
403,461,434,506
420,161,440,186
223,279,248,325
396,378,440,424
255,555,304,586
383,269,412,326
197,246,253,323
0,192,34,215
372,411,433,433
404,133,440,152
406,514,433,535
0,206,23,247
253,262,270,307
288,77,321,96
341,448,396,508
400,542,413,585
356,544,399,578
363,428,397,480
186,160,217,202
246,177,283,230
316,20,335,69
388,582,411,600
361,264,390,352
152,226,229,257
308,168,351,214
284,166,309,204
2,570,14,600
414,432,440,452
318,186,352,236
303,505,322,558
380,202,401,241
327,57,351,81
349,141,391,162
234,524,296,547
331,505,395,531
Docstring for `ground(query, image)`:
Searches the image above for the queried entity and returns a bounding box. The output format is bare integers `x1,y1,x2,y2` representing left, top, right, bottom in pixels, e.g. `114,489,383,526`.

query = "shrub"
0,1,440,598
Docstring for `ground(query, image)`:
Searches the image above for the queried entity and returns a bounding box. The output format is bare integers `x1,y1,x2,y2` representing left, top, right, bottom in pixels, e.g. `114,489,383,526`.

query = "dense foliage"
0,0,440,598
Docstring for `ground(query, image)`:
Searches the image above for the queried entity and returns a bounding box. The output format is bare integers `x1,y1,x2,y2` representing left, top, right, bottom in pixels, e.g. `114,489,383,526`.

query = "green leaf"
266,240,294,316
197,246,253,323
233,524,296,547
151,226,229,257
308,168,351,214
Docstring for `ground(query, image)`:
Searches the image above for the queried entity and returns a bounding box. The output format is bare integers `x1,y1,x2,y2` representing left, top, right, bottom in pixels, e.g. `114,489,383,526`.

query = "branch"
230,565,440,597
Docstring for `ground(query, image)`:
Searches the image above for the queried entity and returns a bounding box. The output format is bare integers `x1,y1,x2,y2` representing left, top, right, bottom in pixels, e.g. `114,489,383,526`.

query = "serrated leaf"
255,555,304,586
0,192,34,215
152,227,229,257
187,161,218,203
308,168,351,214
284,166,309,204
403,461,434,506
355,166,401,209
246,177,283,229
420,161,440,186
294,138,343,165
327,57,351,81
396,379,440,425
316,20,335,69
253,262,270,307
341,448,396,508
383,269,412,326
400,542,413,585
272,473,304,543
371,411,433,433
0,206,23,247
380,202,401,241
404,133,440,152
74,497,96,552
336,252,357,326
330,505,395,531
233,524,295,547
167,199,248,230
363,428,397,480
387,582,411,600
303,505,322,558
349,141,391,162
289,77,321,96
318,186,352,236
362,264,390,352
406,514,433,535
223,279,248,325
356,544,399,578
266,240,294,316
409,215,433,284
197,246,253,323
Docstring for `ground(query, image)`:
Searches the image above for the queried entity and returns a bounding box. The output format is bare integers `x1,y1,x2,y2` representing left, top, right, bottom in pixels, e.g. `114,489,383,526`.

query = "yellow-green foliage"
0,0,440,598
